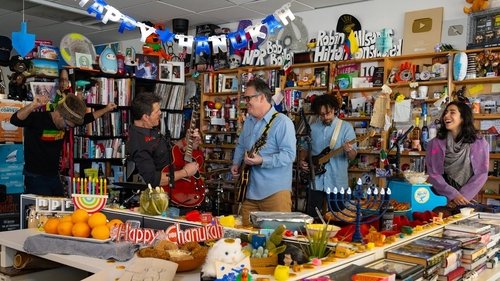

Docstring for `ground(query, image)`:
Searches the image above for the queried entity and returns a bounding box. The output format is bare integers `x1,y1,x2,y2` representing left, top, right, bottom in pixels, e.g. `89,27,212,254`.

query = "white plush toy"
201,238,250,278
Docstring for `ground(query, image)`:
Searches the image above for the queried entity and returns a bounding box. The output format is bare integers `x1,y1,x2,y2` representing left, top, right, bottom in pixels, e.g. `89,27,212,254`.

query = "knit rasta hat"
56,94,87,125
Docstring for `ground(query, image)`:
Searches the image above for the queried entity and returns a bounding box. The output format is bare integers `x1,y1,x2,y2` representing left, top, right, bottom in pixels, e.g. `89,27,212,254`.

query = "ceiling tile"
179,13,227,28
200,6,264,23
243,0,313,14
296,0,369,9
157,0,235,13
120,2,192,23
52,0,153,10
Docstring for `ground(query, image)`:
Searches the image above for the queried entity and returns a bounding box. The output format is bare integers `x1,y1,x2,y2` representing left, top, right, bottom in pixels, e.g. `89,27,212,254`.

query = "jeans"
24,171,64,196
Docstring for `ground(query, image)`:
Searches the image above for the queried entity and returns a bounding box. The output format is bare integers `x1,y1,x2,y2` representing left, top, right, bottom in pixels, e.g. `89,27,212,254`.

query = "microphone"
390,125,414,151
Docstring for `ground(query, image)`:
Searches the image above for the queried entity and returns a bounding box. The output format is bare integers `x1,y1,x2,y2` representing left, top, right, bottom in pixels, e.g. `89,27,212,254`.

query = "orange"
60,214,72,222
106,219,123,230
57,221,74,236
43,218,60,234
72,209,89,224
88,212,107,229
91,225,110,240
72,222,91,238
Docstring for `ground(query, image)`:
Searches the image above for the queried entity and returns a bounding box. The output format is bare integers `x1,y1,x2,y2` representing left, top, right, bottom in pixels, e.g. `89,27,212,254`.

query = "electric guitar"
235,138,266,204
162,102,205,207
304,130,375,177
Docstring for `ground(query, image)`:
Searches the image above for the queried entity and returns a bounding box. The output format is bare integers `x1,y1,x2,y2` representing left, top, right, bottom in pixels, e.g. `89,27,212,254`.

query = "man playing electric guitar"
299,94,357,218
231,79,296,226
127,93,202,207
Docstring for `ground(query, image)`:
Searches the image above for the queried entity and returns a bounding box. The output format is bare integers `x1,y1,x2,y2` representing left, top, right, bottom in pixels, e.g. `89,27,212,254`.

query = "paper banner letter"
262,15,282,34
137,22,157,42
86,0,107,20
102,5,122,24
274,3,295,26
208,35,228,54
77,0,91,7
194,36,210,55
228,29,248,50
118,15,137,33
245,24,267,43
176,35,194,54
156,27,175,43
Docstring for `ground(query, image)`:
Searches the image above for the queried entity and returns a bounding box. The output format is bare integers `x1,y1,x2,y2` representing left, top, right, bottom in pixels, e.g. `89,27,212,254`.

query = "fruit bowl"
403,171,429,184
306,224,340,238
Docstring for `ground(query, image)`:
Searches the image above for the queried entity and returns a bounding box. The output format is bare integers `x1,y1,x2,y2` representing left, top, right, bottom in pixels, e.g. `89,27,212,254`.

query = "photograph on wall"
30,58,59,78
159,63,173,82
135,54,159,80
29,82,57,103
75,52,93,69
170,61,185,83
467,7,500,49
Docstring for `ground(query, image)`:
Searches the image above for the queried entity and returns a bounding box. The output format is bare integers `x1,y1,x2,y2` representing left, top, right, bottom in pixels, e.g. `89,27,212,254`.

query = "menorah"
326,178,391,243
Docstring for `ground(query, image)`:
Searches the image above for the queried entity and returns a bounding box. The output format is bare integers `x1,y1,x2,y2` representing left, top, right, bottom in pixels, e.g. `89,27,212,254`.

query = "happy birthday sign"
314,29,403,62
75,0,296,56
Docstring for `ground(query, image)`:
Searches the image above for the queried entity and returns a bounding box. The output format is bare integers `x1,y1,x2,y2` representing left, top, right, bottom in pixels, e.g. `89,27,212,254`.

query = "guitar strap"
251,112,279,153
329,119,343,149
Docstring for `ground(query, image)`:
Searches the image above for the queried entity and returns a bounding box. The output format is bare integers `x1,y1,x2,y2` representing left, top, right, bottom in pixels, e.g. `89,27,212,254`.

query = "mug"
418,86,428,99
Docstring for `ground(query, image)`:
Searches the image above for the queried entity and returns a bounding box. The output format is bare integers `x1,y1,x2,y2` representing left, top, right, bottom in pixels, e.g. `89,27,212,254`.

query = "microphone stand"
299,109,316,214
388,125,414,179
164,114,175,201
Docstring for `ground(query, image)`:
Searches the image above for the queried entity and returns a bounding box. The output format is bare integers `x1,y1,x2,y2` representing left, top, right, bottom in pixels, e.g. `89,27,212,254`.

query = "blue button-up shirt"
233,107,296,200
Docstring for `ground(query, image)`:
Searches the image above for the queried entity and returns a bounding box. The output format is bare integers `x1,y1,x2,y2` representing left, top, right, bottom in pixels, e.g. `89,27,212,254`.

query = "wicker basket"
250,254,278,274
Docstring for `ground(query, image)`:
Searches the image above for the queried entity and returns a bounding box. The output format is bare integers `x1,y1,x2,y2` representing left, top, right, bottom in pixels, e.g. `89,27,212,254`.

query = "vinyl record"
59,33,96,66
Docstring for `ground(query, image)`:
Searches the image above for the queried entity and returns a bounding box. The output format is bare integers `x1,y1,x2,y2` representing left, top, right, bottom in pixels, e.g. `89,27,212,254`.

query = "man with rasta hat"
10,94,116,196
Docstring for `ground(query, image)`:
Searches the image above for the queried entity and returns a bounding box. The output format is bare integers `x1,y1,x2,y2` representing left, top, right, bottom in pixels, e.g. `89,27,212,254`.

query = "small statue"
283,254,293,266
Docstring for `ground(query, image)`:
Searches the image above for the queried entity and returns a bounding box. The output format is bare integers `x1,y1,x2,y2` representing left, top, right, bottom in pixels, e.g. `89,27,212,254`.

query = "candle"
104,178,107,195
72,177,76,195
79,178,83,194
100,178,103,195
94,178,98,195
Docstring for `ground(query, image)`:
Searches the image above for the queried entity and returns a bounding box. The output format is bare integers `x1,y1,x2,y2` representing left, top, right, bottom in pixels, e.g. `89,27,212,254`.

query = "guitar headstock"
359,129,377,142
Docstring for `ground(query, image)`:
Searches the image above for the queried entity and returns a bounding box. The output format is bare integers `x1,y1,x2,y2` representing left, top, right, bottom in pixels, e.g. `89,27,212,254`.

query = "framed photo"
467,7,500,49
75,52,93,69
221,75,238,92
30,82,57,102
170,61,185,83
30,58,59,78
159,63,173,82
365,259,423,280
135,54,159,80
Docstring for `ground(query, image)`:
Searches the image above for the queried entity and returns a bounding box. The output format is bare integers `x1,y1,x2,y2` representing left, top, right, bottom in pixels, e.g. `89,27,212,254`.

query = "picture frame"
29,81,57,102
365,259,423,280
221,75,238,92
29,58,59,78
75,52,93,69
159,63,173,82
135,54,159,80
467,7,500,49
170,61,185,83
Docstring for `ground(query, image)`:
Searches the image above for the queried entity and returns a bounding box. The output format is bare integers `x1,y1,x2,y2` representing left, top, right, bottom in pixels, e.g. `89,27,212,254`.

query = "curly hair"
311,94,340,115
436,101,477,143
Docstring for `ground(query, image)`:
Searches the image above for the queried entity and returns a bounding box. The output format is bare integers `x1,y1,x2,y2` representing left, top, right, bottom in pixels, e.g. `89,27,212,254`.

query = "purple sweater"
425,136,489,201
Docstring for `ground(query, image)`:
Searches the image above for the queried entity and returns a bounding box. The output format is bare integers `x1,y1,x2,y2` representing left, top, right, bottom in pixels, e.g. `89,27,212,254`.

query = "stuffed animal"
142,22,171,61
201,238,248,278
464,0,489,14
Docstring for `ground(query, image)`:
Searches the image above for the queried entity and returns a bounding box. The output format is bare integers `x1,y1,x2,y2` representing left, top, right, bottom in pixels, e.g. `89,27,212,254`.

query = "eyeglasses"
243,93,262,102
319,110,333,117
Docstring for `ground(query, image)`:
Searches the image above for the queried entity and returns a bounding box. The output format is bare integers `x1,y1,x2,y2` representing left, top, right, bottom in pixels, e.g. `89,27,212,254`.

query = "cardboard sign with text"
0,100,23,143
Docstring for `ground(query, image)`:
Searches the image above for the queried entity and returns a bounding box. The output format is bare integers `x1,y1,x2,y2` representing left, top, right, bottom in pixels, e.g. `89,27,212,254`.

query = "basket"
250,254,278,274
175,255,206,272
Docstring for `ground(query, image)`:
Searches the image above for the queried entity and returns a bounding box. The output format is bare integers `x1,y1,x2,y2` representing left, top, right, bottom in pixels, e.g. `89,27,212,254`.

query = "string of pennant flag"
76,0,296,56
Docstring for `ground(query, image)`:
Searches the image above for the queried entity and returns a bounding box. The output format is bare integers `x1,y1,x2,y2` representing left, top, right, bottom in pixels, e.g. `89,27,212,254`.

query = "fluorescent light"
26,0,93,18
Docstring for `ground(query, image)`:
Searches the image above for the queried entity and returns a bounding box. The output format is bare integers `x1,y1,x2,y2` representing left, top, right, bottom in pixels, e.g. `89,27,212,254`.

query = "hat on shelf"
57,94,87,125
0,36,12,66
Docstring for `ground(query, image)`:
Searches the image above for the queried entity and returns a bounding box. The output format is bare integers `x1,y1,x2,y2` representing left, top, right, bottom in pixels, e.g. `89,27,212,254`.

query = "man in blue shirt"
231,79,296,226
299,94,357,218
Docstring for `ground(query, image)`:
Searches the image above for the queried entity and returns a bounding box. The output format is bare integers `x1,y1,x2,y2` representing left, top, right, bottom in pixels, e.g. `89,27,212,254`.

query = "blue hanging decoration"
194,36,210,55
156,27,175,43
227,29,248,51
12,21,35,58
261,15,282,35
87,0,107,20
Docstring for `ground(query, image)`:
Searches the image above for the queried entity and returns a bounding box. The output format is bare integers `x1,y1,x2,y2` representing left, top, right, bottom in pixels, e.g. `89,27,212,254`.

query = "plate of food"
41,232,111,243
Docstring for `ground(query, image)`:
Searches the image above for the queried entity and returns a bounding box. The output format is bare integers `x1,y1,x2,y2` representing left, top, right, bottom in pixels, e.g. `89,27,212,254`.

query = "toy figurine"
201,238,249,279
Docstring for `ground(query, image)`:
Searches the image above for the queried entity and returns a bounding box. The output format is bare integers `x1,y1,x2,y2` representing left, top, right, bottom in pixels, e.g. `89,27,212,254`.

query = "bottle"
414,65,420,81
98,164,105,178
411,116,421,151
421,115,429,151
380,205,394,231
116,50,125,75
320,70,327,86
229,104,236,119
388,120,397,149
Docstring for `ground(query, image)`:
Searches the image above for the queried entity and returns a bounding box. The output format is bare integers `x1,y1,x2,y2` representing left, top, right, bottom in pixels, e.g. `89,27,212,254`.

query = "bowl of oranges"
42,209,121,242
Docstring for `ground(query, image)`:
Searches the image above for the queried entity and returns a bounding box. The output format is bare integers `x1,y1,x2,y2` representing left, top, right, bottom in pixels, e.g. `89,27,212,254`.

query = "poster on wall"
0,144,24,194
402,7,443,54
0,100,23,143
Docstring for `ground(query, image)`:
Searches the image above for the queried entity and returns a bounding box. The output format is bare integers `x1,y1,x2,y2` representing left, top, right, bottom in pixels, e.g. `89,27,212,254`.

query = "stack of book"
364,259,424,281
385,236,462,281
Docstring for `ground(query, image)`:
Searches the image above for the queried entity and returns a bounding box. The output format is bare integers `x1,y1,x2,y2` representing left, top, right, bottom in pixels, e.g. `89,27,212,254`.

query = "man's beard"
322,119,333,126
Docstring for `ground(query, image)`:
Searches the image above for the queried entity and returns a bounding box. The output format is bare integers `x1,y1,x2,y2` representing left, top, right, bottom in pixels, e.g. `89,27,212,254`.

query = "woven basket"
250,254,278,274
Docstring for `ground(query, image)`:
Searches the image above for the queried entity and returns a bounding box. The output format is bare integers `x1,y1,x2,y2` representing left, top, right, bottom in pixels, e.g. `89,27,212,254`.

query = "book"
385,238,450,267
444,218,492,234
365,259,424,281
417,236,462,253
436,266,464,281
332,264,396,281
442,229,481,246
461,242,487,256
461,255,487,270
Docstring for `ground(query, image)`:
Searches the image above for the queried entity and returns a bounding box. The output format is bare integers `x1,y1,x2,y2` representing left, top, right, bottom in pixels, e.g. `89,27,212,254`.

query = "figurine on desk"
425,101,489,215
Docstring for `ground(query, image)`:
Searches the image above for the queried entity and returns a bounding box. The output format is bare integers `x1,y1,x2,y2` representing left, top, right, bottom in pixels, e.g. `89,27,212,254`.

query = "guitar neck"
183,107,199,163
317,133,372,165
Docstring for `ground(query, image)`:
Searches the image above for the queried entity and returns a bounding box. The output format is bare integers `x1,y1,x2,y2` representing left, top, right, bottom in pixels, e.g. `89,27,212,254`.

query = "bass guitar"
235,138,266,204
303,130,375,177
162,102,205,207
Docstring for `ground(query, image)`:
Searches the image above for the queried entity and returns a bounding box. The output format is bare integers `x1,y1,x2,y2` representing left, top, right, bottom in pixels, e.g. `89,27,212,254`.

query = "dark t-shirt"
127,124,169,187
10,111,94,176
